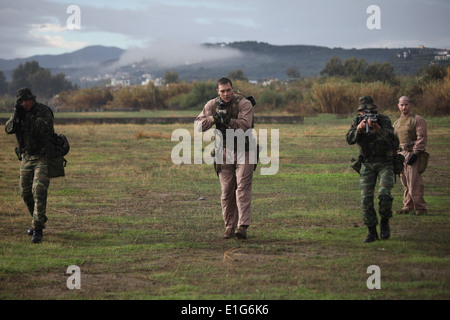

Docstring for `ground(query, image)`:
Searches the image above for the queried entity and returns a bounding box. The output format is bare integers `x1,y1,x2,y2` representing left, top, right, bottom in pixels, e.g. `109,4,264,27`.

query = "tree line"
1,58,449,117
0,61,74,98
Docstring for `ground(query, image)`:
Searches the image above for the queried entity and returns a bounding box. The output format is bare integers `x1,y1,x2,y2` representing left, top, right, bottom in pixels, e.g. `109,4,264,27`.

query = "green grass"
0,114,449,300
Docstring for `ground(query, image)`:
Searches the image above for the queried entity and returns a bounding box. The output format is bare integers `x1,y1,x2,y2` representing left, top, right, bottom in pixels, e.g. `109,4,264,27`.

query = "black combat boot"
380,218,390,240
32,229,43,243
364,226,379,243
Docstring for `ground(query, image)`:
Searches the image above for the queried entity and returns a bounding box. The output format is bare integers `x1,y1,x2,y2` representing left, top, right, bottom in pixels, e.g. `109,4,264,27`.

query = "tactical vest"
214,93,243,122
214,93,254,143
212,93,257,175
357,114,398,162
15,103,55,157
393,113,416,152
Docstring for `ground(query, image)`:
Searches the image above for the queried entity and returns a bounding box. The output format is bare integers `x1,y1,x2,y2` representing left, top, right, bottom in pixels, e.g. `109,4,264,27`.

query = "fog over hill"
0,41,444,86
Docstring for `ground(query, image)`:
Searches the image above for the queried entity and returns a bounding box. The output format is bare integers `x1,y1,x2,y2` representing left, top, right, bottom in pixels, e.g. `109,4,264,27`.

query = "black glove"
213,111,231,126
213,111,222,124
222,113,231,125
407,153,418,166
13,103,25,123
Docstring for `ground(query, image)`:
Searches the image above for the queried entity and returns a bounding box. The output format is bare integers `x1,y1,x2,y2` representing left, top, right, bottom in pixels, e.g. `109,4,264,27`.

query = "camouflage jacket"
346,113,399,163
5,102,55,157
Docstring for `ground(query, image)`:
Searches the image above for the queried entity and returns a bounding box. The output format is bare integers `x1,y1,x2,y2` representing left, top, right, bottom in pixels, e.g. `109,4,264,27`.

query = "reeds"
42,69,450,117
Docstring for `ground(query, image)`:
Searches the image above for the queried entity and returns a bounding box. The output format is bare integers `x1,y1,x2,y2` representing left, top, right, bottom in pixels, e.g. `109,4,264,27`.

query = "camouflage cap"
357,95,377,111
16,88,36,101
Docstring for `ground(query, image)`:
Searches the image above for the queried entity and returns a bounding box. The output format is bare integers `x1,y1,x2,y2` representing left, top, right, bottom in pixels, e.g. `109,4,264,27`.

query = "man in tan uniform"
393,96,428,215
196,77,254,239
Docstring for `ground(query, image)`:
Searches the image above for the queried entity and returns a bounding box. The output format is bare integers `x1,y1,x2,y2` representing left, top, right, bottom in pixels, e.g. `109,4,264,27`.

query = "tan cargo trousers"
400,150,426,212
218,150,254,229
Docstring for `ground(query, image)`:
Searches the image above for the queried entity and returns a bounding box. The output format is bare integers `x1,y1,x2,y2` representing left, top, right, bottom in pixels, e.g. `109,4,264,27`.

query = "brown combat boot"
222,227,235,239
415,210,427,216
396,207,411,214
235,226,248,240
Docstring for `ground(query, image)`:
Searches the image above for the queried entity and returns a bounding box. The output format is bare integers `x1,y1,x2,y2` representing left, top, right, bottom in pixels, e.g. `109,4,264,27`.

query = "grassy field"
0,113,449,301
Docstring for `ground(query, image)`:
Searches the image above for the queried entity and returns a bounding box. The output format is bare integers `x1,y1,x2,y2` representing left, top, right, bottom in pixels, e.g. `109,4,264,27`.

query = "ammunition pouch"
393,153,405,175
351,156,362,174
47,156,66,178
14,147,22,161
418,151,429,174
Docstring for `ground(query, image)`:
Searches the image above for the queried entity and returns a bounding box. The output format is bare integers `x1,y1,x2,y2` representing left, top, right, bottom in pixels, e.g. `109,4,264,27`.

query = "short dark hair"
216,77,233,89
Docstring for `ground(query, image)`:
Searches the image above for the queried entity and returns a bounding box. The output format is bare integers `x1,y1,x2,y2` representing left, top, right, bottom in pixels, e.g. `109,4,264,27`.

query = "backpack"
47,133,70,178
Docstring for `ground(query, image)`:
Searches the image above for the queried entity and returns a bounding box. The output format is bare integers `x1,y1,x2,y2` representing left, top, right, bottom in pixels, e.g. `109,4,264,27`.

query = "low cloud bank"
114,41,242,68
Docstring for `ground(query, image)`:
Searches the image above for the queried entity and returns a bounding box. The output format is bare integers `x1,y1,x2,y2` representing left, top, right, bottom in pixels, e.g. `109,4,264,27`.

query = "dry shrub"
414,69,450,116
311,78,357,114
58,87,113,109
311,78,398,115
111,83,165,110
358,81,398,111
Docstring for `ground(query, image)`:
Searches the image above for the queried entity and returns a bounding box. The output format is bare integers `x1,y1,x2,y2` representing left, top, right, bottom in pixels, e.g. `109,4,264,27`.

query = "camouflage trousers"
20,156,50,230
359,162,394,227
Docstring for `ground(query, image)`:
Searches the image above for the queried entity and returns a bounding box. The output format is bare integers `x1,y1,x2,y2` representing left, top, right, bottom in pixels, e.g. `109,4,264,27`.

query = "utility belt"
211,137,259,176
15,147,45,161
400,141,415,152
363,156,391,164
221,136,252,151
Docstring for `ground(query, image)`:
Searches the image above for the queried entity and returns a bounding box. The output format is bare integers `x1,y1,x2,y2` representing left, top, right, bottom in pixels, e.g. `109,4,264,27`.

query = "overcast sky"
1,0,449,60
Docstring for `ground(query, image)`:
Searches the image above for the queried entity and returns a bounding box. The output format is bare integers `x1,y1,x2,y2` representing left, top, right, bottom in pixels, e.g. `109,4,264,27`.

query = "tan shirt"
394,113,427,154
195,95,254,132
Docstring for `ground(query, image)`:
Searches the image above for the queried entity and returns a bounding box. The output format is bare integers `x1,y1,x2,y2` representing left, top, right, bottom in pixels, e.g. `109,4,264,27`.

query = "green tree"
9,60,73,98
321,56,397,84
259,89,284,109
227,69,248,82
179,81,216,110
286,67,301,81
0,71,8,95
10,61,40,93
164,70,180,84
320,56,345,77
364,62,397,84
49,73,73,94
419,64,448,82
343,57,367,81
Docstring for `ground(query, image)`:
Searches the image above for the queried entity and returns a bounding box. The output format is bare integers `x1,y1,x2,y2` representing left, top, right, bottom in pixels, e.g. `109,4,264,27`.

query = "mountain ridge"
0,42,445,85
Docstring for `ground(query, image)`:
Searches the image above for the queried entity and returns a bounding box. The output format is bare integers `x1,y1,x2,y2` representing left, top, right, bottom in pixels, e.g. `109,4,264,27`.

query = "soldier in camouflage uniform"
346,96,399,243
5,88,55,243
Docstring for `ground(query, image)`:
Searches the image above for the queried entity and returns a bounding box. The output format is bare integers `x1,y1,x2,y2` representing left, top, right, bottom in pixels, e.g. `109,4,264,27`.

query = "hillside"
0,42,446,86
0,45,125,70
182,42,443,80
